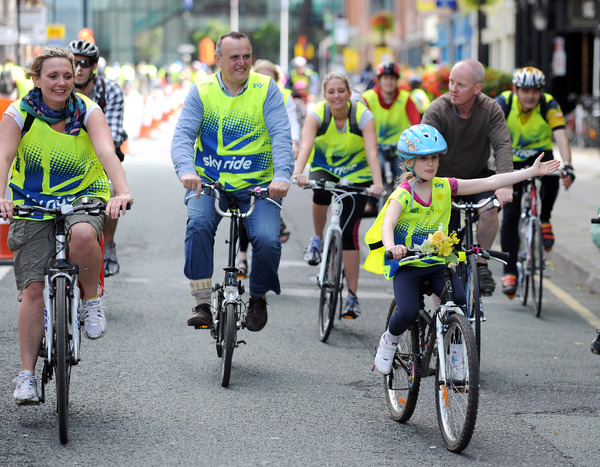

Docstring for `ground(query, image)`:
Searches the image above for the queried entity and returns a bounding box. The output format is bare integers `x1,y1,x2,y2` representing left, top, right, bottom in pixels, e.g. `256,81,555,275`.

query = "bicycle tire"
220,302,236,387
518,216,530,306
55,277,71,444
465,255,482,362
435,313,479,453
318,229,343,342
531,219,544,318
383,299,422,422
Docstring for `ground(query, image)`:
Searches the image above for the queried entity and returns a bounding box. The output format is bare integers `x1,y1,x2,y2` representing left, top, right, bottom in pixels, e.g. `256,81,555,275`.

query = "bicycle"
377,144,398,210
381,248,480,453
516,175,545,317
301,179,371,343
452,196,508,361
189,181,280,387
13,198,115,444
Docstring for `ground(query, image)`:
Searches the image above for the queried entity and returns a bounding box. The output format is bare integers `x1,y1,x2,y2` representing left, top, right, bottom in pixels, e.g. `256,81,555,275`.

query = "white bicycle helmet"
512,67,545,89
67,40,100,62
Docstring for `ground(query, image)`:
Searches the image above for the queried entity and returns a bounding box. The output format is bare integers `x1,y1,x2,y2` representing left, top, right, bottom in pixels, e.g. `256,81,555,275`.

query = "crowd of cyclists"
1,29,598,409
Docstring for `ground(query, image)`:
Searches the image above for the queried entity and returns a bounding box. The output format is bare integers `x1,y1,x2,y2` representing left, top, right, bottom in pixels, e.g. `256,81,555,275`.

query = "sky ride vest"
500,90,562,162
362,88,413,146
10,94,110,220
364,177,452,279
194,72,273,190
310,100,372,183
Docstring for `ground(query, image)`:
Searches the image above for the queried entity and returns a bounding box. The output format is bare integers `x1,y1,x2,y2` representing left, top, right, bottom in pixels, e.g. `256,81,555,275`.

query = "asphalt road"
1,117,599,466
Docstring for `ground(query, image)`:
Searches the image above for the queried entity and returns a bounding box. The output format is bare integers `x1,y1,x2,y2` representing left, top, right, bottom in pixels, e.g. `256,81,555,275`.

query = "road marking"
283,286,393,300
544,278,600,328
0,265,11,281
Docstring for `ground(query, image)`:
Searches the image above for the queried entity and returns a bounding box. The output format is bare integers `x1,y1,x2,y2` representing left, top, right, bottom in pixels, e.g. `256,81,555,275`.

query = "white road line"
0,265,11,281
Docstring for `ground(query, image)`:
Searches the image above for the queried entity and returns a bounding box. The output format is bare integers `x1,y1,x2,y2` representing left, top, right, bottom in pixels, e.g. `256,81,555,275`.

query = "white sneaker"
13,370,39,405
82,298,107,340
448,343,465,381
374,332,398,375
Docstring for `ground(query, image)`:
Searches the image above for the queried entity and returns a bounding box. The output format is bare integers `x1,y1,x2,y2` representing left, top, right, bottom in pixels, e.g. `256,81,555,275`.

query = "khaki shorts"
8,199,108,290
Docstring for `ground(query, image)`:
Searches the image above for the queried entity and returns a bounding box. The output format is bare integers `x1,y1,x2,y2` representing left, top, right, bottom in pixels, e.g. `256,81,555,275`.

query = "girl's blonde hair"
26,46,74,80
253,59,279,83
321,71,350,95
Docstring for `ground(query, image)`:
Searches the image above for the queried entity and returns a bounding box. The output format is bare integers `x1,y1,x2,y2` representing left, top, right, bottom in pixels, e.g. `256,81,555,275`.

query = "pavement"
546,146,600,294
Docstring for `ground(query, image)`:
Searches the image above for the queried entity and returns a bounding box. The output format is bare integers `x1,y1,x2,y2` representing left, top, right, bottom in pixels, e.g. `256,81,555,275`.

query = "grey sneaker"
342,292,361,319
82,298,107,339
13,371,39,405
304,235,322,266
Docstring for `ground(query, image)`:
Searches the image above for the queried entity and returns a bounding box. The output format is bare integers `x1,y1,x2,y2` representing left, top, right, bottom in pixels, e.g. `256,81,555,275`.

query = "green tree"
135,26,163,65
250,23,280,63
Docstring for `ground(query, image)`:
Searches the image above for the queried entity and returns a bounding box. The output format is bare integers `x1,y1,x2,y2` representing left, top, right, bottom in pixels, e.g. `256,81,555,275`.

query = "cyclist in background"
67,39,129,278
171,32,294,332
0,46,132,404
293,72,383,318
495,67,575,298
286,56,320,104
362,62,420,216
408,75,431,117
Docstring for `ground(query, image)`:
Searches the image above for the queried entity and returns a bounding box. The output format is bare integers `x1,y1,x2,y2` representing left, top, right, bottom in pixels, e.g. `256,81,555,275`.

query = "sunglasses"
74,59,94,69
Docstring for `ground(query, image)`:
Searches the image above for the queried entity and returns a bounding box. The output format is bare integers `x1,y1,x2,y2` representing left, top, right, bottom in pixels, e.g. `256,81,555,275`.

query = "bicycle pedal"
193,324,210,330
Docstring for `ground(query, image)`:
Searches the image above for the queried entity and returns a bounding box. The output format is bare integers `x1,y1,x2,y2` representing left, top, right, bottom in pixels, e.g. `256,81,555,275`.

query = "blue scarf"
20,87,86,136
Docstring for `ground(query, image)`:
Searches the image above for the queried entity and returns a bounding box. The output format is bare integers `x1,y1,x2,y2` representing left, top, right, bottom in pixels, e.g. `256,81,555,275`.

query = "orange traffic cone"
0,219,14,265
162,87,171,123
138,95,153,139
151,93,162,131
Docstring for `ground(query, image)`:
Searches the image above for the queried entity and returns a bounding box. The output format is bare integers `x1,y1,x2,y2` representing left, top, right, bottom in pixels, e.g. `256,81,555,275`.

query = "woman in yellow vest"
0,46,132,405
293,72,383,318
369,124,560,374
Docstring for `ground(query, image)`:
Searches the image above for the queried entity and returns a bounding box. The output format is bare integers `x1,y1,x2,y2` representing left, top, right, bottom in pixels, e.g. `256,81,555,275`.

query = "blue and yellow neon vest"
362,88,412,146
194,72,274,190
310,100,372,183
501,90,565,162
9,95,110,221
364,178,452,278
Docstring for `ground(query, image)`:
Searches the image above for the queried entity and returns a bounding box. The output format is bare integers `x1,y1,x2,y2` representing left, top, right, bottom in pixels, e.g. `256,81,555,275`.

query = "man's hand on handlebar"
181,173,203,198
268,180,290,199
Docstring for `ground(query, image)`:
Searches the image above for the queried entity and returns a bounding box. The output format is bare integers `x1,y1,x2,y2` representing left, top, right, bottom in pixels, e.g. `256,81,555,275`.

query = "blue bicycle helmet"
397,124,447,160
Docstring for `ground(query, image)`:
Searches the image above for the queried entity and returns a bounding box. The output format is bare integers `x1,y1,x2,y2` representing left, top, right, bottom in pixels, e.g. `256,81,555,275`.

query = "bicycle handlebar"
199,181,279,219
452,195,500,212
303,178,373,196
13,198,132,217
592,218,600,224
384,246,509,264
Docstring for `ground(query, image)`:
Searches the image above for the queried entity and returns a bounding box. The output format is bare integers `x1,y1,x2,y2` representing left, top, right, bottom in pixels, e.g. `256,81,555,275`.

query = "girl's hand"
292,173,309,187
532,153,561,176
386,244,408,261
107,193,133,219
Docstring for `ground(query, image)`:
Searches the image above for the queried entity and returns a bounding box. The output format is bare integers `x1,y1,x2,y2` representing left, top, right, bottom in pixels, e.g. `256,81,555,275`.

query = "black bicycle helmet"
67,40,100,62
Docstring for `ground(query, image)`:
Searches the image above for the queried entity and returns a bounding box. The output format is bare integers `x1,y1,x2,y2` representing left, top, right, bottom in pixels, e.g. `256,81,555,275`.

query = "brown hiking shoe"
187,303,212,328
246,296,268,331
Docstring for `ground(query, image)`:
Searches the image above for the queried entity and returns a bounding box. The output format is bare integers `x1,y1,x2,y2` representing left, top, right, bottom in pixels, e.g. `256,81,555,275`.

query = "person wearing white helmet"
366,124,560,374
495,66,574,298
286,56,319,103
67,39,129,278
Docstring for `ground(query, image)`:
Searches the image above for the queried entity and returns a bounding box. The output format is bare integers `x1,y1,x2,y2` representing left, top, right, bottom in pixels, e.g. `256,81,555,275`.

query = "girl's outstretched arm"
456,154,561,196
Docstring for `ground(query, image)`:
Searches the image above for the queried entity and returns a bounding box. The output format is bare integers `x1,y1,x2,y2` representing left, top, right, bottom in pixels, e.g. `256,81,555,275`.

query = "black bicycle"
452,196,508,361
191,181,280,387
382,249,480,453
14,198,115,444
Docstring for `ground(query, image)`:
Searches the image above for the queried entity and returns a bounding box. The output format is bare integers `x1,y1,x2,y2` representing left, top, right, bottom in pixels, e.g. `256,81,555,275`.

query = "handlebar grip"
487,250,510,262
592,218,600,224
385,251,393,260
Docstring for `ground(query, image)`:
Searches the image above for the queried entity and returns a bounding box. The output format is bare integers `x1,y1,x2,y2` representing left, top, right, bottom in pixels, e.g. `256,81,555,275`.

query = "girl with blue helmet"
365,124,561,374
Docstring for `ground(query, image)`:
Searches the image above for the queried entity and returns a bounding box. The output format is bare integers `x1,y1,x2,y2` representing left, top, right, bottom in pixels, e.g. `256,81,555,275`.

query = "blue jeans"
184,185,282,296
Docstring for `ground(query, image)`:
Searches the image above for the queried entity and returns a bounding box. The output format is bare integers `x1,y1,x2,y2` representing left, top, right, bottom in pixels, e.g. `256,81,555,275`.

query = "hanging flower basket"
370,11,394,46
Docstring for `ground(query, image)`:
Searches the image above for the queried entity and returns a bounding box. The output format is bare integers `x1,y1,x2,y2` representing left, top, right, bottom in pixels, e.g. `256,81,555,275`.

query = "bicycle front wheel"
318,229,343,342
383,300,422,422
435,313,479,453
530,219,544,318
518,216,530,306
465,255,482,363
220,303,236,387
55,277,72,444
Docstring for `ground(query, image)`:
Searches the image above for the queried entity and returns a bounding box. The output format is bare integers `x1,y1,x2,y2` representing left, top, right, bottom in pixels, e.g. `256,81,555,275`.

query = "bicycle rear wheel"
518,217,530,306
220,303,236,387
383,299,422,422
465,255,482,362
318,229,343,342
530,219,544,317
435,313,479,453
55,277,72,444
